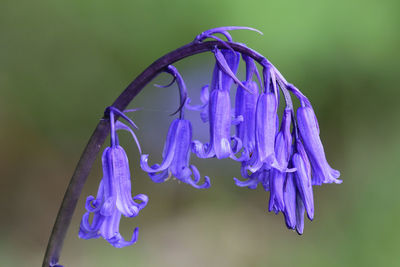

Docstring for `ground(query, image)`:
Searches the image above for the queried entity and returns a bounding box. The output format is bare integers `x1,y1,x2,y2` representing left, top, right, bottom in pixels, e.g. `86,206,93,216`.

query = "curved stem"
42,40,268,267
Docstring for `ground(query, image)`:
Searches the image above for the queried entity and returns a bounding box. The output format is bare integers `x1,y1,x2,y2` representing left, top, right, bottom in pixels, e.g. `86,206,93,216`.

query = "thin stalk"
42,40,267,267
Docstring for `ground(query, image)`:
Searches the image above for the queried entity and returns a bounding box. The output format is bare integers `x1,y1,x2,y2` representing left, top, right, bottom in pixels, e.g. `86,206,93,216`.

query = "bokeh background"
1,0,399,266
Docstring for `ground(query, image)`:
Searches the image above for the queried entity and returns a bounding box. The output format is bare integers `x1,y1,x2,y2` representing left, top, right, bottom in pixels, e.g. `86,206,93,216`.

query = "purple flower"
296,105,341,185
241,64,282,173
292,139,314,220
282,171,307,235
140,118,210,189
269,108,292,213
79,107,148,247
246,91,279,172
234,81,258,155
141,65,210,188
234,54,260,156
192,89,233,159
192,48,244,159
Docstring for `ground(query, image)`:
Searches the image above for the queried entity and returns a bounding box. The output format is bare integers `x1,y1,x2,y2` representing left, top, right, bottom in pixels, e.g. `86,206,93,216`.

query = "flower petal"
184,165,211,189
169,119,192,178
295,194,305,235
235,81,258,154
140,119,180,172
111,146,145,218
296,106,341,185
249,92,278,171
209,90,233,159
148,168,170,183
293,141,314,220
107,227,139,248
100,208,121,240
283,172,296,230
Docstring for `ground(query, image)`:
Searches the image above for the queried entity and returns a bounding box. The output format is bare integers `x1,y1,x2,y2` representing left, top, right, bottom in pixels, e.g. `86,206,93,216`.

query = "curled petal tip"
186,173,211,189
202,176,211,189
140,154,171,173
109,228,139,248
134,194,149,209
233,177,258,189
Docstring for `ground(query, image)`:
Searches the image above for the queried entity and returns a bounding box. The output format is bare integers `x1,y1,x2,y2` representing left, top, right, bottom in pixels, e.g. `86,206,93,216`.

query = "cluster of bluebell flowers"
188,27,341,234
79,27,341,248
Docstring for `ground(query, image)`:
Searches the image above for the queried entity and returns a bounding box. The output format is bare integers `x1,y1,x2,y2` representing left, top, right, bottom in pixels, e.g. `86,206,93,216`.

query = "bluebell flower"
296,105,341,185
246,91,279,171
234,54,260,157
192,48,245,159
243,65,281,172
234,80,258,156
282,170,307,235
268,108,293,213
79,107,148,247
141,65,210,188
140,118,210,189
292,139,314,220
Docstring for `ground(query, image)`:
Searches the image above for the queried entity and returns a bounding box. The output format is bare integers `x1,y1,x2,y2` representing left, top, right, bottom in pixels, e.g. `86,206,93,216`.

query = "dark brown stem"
42,40,267,267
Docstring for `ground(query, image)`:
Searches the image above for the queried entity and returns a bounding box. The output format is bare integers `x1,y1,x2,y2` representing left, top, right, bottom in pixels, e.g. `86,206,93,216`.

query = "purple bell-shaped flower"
79,107,148,247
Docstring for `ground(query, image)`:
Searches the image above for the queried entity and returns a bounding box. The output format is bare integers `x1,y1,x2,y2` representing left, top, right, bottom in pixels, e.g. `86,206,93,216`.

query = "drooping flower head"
140,65,210,189
79,107,148,247
224,40,340,233
76,27,342,249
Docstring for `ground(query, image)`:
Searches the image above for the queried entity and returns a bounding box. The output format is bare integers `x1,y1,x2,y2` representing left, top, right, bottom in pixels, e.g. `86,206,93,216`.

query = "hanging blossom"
140,65,210,189
188,27,341,234
191,47,249,159
79,107,148,247
76,27,341,249
234,54,261,157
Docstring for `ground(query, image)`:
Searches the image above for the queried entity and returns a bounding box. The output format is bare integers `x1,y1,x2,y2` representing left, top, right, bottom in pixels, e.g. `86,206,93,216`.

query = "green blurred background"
1,0,399,266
